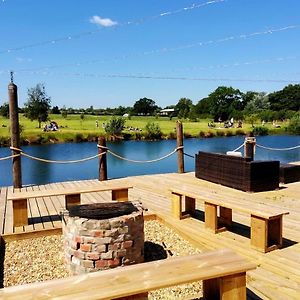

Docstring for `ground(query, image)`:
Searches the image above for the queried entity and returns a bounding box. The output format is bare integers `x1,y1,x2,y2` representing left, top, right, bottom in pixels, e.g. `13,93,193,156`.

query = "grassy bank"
0,114,290,146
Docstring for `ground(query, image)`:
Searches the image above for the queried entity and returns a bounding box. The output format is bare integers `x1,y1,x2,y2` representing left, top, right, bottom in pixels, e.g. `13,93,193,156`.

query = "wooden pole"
98,136,107,181
244,135,256,161
176,121,184,173
8,82,22,188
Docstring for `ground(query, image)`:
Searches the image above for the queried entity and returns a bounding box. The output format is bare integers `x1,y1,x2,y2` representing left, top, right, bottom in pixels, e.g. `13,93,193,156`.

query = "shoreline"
0,127,294,148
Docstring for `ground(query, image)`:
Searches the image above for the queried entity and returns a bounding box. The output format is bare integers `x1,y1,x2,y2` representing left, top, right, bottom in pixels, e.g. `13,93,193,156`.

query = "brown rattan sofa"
195,151,280,192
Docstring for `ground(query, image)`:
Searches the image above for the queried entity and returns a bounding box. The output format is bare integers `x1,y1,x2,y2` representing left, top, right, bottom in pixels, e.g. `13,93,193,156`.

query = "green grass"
0,114,289,146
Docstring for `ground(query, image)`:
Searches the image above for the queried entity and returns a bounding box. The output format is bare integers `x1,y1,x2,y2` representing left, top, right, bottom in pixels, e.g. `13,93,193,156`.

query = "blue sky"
0,0,300,109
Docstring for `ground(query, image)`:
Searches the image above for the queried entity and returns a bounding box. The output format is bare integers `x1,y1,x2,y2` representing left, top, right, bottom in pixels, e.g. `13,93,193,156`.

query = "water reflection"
0,135,299,187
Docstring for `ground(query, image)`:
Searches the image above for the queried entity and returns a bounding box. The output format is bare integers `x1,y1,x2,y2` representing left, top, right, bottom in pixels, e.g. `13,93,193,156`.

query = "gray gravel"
4,220,203,299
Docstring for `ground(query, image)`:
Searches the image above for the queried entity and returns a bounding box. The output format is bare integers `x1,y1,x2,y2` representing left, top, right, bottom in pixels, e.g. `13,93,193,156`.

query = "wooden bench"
171,188,289,253
0,248,256,300
7,185,133,227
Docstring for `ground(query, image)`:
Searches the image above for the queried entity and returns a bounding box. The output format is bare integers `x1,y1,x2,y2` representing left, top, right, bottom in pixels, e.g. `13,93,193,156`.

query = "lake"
0,135,299,187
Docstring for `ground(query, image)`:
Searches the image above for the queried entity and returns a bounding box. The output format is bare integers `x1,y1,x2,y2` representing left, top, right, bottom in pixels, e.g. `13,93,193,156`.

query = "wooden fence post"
176,121,184,173
244,134,256,161
98,136,107,181
8,80,22,188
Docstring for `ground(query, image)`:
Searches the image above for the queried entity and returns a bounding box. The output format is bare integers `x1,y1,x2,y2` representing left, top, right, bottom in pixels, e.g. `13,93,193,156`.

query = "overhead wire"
0,0,226,54
12,70,299,84
1,25,299,75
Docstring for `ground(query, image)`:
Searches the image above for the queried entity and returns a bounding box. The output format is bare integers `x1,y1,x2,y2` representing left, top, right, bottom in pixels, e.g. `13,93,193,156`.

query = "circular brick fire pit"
62,202,144,275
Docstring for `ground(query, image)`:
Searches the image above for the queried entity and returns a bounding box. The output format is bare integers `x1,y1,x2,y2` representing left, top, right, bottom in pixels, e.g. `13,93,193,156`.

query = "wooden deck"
1,172,300,299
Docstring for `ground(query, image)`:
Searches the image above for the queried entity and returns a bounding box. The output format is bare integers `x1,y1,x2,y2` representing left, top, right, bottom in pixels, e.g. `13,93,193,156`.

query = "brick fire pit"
62,202,144,275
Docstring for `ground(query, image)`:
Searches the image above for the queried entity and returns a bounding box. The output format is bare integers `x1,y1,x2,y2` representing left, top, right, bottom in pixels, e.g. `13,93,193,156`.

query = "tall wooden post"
98,136,107,181
176,121,184,173
244,135,256,161
8,81,22,188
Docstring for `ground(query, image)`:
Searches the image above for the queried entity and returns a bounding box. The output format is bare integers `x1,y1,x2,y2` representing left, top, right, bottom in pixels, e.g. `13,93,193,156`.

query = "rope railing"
184,152,195,158
21,152,105,164
231,142,245,152
8,146,106,164
97,144,182,163
0,154,21,161
256,144,300,151
2,145,181,165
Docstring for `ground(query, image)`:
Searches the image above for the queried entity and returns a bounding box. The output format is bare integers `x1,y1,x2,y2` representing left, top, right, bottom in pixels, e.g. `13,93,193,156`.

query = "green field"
0,114,289,146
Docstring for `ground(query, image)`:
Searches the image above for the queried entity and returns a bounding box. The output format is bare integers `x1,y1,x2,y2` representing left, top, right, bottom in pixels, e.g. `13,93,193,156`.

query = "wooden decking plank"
4,187,14,235
38,184,62,229
31,185,54,230
0,187,8,234
1,172,300,300
25,185,44,231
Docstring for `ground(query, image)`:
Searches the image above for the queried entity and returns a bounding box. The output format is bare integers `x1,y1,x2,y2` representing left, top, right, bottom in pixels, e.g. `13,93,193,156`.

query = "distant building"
160,108,175,116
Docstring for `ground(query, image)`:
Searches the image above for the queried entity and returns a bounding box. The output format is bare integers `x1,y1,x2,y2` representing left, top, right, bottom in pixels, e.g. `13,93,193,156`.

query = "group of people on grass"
208,117,243,129
43,121,59,132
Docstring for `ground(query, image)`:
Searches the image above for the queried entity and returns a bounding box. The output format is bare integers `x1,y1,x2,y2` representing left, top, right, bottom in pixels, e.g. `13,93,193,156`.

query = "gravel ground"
4,220,203,299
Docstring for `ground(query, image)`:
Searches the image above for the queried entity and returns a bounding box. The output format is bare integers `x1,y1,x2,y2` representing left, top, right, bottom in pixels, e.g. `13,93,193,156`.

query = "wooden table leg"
203,272,246,300
185,196,196,216
65,194,81,210
171,192,182,219
112,189,129,202
268,216,283,251
13,199,28,227
219,207,232,228
220,272,247,300
250,215,267,252
205,202,218,233
203,277,220,300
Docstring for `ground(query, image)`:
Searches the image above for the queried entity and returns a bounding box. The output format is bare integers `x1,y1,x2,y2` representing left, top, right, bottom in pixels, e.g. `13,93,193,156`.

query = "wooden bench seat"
171,188,289,253
0,248,256,300
7,184,133,227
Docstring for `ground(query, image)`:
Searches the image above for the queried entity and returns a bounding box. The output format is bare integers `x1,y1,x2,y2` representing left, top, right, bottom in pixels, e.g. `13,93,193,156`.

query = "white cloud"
90,16,118,27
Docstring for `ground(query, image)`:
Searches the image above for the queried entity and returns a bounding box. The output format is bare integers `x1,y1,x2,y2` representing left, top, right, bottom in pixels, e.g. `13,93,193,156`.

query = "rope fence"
98,145,183,163
1,143,299,164
0,145,184,164
231,142,245,152
256,144,300,151
0,154,20,161
21,152,105,164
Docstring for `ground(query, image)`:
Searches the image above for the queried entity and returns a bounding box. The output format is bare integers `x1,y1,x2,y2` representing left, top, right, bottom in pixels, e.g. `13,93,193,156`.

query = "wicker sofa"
195,151,280,192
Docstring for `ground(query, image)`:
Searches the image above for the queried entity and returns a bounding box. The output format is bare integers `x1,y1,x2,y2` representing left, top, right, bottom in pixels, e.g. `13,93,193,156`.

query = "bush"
104,116,126,136
253,126,269,136
166,132,176,139
286,114,300,135
144,122,162,140
75,133,84,142
225,130,233,137
235,129,245,136
204,131,215,138
216,130,225,137
183,132,192,138
199,131,206,138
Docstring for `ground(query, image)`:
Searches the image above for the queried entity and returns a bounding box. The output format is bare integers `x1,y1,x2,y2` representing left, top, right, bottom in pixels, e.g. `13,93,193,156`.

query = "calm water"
0,135,299,187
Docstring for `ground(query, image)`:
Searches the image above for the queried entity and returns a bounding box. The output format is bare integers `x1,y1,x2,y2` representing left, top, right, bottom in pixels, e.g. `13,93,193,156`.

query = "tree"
269,84,300,111
194,97,211,117
61,106,68,119
0,102,9,118
51,105,60,114
244,93,270,115
104,116,126,136
24,83,51,128
175,98,193,119
144,122,162,139
207,86,243,121
133,98,158,115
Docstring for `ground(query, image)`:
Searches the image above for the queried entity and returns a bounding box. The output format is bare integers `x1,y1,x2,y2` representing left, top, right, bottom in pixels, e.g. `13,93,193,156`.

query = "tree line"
1,83,299,128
